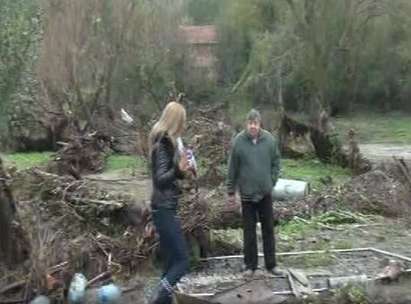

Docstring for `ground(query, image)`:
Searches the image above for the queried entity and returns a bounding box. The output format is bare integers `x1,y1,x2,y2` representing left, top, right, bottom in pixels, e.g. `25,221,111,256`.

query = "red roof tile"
179,25,218,45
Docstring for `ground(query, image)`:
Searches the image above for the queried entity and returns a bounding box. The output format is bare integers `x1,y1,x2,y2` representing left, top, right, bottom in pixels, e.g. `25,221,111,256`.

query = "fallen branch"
0,298,28,304
294,216,342,231
0,281,26,296
62,180,84,201
84,177,137,183
32,169,60,179
47,261,69,275
87,271,112,287
394,156,411,189
70,197,124,208
121,283,143,294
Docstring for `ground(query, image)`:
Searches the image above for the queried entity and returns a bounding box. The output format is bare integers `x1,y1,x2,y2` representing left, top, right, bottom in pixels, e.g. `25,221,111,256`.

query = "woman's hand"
178,153,190,172
224,194,239,212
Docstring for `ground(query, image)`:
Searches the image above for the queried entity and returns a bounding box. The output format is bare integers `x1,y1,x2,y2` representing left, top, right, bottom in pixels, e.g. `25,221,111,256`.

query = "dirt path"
85,168,152,202
360,144,411,164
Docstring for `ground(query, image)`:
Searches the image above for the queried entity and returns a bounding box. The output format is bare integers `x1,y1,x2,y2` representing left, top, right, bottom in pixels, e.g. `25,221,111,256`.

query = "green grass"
278,211,363,252
3,152,351,190
2,152,147,173
197,157,350,191
105,154,350,188
3,152,349,192
282,158,351,191
279,219,316,240
278,251,336,268
2,152,53,170
334,111,411,144
104,154,146,172
104,154,351,190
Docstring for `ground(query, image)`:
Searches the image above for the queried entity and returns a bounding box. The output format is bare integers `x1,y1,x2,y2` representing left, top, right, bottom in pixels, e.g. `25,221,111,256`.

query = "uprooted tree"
9,0,186,151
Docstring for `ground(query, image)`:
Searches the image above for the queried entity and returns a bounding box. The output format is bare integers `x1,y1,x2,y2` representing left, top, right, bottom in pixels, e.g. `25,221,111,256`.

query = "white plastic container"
272,178,309,201
30,295,50,304
68,273,88,304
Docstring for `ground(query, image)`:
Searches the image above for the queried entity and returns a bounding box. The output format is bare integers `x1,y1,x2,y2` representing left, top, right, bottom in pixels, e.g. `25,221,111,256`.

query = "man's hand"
225,194,238,212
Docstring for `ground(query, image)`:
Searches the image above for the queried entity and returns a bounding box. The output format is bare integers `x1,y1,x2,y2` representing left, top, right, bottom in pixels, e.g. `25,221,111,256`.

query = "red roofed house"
179,25,218,84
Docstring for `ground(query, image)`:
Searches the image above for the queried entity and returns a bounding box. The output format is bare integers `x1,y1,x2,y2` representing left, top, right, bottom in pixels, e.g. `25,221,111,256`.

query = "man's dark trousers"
241,194,276,271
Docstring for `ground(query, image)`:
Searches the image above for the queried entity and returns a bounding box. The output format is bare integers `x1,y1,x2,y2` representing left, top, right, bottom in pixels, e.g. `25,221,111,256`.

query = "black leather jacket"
150,134,183,209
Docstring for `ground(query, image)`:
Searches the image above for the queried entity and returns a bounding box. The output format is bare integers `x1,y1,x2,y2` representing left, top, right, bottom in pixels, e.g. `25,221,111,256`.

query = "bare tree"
32,0,184,144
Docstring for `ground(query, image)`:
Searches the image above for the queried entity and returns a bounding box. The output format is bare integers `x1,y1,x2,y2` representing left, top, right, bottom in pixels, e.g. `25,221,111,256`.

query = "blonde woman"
148,102,190,304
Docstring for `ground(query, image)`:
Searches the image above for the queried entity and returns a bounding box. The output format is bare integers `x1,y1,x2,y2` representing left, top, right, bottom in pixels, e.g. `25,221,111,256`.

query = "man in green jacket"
227,109,281,276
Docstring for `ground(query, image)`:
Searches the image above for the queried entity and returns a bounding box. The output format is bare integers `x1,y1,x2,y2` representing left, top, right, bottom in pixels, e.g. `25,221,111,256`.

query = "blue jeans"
152,207,189,287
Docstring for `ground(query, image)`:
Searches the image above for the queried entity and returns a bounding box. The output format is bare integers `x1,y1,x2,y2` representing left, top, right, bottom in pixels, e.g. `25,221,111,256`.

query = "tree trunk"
279,113,348,166
0,157,18,264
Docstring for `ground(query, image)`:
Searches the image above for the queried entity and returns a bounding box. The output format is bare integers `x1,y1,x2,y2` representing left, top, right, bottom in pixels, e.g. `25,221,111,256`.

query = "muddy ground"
2,141,411,304
122,218,411,303
82,167,411,304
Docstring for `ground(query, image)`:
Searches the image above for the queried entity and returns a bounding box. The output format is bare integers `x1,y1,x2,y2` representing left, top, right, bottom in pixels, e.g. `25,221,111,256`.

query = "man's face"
246,119,261,138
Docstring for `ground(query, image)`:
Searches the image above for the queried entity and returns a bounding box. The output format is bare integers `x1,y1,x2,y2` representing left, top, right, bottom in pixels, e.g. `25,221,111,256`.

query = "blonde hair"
149,102,186,152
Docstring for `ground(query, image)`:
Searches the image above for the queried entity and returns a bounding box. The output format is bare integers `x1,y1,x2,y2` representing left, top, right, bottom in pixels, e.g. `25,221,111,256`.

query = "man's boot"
148,281,172,304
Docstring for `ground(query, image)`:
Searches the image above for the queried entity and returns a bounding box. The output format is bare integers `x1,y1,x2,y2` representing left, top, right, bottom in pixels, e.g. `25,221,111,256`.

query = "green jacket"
227,129,280,202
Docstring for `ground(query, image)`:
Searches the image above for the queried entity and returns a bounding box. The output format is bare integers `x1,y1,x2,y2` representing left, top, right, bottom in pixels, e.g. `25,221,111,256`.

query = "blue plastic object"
97,283,122,304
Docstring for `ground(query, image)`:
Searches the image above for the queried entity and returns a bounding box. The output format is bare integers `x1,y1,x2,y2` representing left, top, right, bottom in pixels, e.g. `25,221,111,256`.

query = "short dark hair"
246,109,261,122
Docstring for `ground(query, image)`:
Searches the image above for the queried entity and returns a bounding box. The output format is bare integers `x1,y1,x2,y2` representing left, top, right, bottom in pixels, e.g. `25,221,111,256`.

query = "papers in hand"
176,137,197,172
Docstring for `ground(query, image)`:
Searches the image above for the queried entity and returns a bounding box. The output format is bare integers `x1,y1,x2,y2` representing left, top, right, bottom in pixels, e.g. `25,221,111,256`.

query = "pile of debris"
0,163,230,301
185,104,233,186
193,163,411,231
275,166,411,222
0,165,156,303
48,131,113,179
